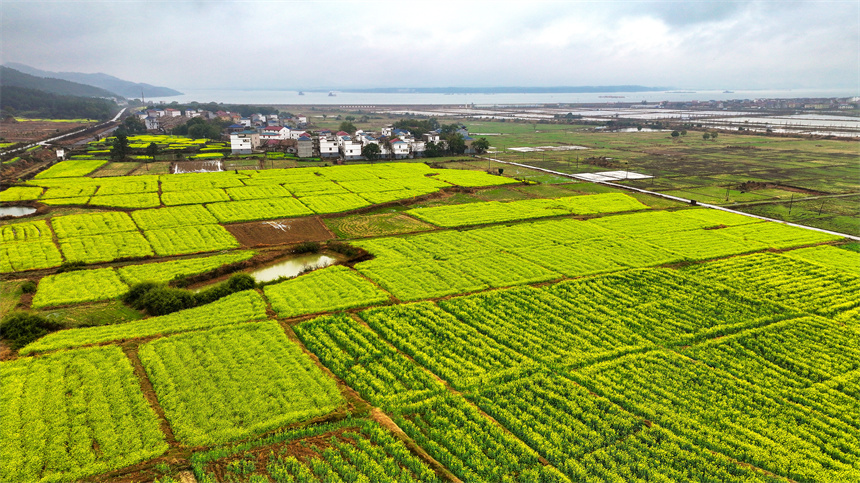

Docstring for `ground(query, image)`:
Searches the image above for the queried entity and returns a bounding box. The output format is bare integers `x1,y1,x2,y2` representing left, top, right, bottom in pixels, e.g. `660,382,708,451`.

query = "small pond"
0,206,37,217
250,253,339,283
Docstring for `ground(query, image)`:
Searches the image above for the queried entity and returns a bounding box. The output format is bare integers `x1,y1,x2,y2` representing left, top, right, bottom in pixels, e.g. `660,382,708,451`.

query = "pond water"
250,253,338,283
0,206,37,217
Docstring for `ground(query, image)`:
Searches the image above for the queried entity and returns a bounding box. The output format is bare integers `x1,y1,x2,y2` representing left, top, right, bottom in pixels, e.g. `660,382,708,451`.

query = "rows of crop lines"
296,244,859,482
4,222,857,481
0,161,516,214
0,163,524,274
3,157,858,481
351,207,841,301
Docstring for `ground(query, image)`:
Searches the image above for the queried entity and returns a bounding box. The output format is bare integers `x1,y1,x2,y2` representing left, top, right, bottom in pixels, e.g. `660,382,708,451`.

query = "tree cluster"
172,117,228,140
392,118,440,135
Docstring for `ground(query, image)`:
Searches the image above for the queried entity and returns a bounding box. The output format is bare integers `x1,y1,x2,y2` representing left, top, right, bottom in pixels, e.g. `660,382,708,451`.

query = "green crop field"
130,204,218,230
0,346,168,483
34,160,108,179
59,231,154,263
205,197,314,223
190,419,439,483
0,239,64,273
264,265,390,317
142,224,238,256
21,290,268,355
50,211,138,238
32,267,128,308
407,192,648,227
0,129,857,483
139,321,343,445
88,193,161,209
0,186,43,201
117,250,255,285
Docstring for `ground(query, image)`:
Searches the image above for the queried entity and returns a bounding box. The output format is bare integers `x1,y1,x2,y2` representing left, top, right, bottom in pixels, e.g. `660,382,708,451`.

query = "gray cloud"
1,0,857,91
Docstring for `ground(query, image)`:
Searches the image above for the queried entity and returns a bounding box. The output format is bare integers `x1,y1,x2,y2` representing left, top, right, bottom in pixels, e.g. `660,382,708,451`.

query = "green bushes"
20,280,37,293
293,241,321,254
139,287,197,316
125,274,258,316
194,274,255,306
0,312,62,349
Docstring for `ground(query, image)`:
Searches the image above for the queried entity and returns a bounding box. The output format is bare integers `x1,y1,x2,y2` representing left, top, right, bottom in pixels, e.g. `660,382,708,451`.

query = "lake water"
250,253,338,283
149,88,858,106
0,207,37,217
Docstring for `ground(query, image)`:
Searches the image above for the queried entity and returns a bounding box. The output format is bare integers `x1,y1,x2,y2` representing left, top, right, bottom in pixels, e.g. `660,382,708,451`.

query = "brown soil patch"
226,217,334,247
0,120,94,143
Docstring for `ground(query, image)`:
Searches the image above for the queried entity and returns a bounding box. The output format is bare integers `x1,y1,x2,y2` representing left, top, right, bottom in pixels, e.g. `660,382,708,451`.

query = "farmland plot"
139,321,344,445
685,316,860,424
573,350,860,482
22,290,267,355
190,419,439,483
298,192,371,214
34,160,107,178
0,346,167,483
131,204,218,230
39,185,99,200
89,193,161,209
32,268,128,308
59,231,154,263
117,250,255,285
781,244,860,273
0,239,64,273
684,252,860,319
0,219,52,242
572,426,783,482
0,186,43,201
161,189,230,206
206,197,313,223
143,224,238,256
547,268,794,345
429,169,521,187
264,265,390,318
51,211,138,238
88,192,161,209
225,184,292,200
294,313,565,482
360,302,534,389
407,193,648,227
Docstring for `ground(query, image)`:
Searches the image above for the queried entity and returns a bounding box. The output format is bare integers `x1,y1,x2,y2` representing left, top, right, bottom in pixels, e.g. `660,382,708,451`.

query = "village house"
230,130,261,155
297,135,314,158
318,135,339,158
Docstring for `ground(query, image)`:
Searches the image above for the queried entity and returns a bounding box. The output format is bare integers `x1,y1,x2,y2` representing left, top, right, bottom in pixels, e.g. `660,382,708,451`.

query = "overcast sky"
2,0,858,91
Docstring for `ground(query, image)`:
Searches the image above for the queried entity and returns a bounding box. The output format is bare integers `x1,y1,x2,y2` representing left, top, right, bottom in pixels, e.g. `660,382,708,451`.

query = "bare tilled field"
225,217,334,247
0,120,95,143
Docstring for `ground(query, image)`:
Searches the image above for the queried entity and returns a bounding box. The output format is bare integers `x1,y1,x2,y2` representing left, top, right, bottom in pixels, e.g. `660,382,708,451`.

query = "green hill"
0,85,117,120
5,63,182,98
1,66,118,99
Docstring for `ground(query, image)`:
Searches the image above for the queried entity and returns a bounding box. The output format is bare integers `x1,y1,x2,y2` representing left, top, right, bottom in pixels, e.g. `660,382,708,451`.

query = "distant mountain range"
1,66,118,98
4,62,182,98
342,86,671,94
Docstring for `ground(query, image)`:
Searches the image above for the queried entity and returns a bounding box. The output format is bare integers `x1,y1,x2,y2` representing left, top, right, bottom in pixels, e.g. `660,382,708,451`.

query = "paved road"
478,156,860,242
